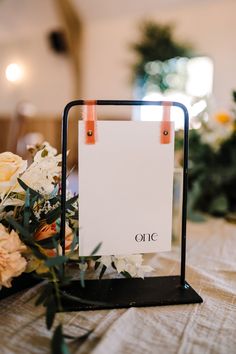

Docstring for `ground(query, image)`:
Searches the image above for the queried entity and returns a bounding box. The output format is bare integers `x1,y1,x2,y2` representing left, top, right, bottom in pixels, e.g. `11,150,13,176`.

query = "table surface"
0,218,236,354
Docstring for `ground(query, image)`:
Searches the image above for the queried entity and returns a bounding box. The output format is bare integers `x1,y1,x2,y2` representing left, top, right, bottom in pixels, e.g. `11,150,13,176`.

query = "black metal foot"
59,275,203,312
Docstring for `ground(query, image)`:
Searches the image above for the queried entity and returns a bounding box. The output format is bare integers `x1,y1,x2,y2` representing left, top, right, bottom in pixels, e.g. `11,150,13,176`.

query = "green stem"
51,267,63,313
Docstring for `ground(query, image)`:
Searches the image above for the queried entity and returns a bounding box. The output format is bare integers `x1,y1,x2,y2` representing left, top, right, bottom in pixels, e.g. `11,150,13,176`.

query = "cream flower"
0,224,27,288
98,254,153,278
0,152,27,196
21,143,61,195
33,141,58,162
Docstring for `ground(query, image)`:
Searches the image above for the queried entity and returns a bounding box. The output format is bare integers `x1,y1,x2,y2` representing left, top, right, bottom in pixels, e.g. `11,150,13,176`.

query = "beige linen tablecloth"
0,218,236,354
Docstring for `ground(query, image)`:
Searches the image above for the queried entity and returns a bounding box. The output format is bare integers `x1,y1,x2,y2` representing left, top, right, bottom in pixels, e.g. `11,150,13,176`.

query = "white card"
79,121,174,256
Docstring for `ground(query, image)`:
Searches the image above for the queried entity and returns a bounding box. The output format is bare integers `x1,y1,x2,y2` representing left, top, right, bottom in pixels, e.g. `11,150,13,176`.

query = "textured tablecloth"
0,218,236,354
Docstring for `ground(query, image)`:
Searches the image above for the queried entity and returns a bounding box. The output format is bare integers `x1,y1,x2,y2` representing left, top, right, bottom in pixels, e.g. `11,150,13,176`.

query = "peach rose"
0,224,27,288
34,222,74,257
0,152,27,196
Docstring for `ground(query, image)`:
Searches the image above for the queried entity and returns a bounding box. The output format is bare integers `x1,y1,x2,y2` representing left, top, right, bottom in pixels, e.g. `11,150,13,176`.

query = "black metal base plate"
60,275,203,312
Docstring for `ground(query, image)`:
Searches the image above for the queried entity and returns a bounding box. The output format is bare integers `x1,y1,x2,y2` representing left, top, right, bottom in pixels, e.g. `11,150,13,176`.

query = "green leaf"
31,245,48,260
90,242,102,256
24,188,30,228
121,271,132,278
45,195,78,224
69,233,78,253
17,178,43,198
41,149,48,158
80,269,85,288
45,208,61,225
187,210,206,223
45,256,68,268
233,90,236,103
59,290,106,306
35,284,53,306
49,195,61,206
99,265,107,279
75,329,93,344
30,195,39,208
209,194,229,215
7,218,46,260
46,298,56,330
94,261,100,271
51,324,70,354
7,216,32,240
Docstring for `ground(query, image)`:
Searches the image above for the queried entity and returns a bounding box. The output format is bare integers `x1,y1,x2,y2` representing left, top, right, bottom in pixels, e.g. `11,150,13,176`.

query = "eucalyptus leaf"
99,265,107,279
35,284,53,306
45,195,78,224
7,216,32,240
80,270,85,288
90,242,102,256
121,271,132,278
17,178,43,198
45,256,68,268
51,325,70,354
209,195,229,215
46,298,56,330
23,188,31,229
94,261,100,271
31,245,48,260
59,290,106,306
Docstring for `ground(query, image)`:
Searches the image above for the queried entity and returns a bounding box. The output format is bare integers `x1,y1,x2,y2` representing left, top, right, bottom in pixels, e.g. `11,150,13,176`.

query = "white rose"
21,148,61,195
33,141,58,163
0,152,27,196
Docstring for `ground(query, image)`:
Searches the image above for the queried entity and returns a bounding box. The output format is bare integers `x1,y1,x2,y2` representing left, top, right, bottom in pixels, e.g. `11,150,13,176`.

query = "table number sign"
78,113,175,256
60,100,203,311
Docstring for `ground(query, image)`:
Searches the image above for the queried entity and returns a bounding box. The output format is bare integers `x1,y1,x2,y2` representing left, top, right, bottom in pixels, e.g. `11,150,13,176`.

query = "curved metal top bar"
62,98,188,109
60,99,189,286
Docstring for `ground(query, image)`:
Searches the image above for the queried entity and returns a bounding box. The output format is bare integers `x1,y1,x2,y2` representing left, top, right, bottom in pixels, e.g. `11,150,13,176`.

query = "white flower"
98,256,113,268
0,197,25,208
20,142,61,195
33,141,58,162
0,152,27,197
98,254,153,279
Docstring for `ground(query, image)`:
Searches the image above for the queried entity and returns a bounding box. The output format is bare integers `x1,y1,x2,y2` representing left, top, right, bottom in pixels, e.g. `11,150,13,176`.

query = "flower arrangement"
0,142,153,353
176,91,236,221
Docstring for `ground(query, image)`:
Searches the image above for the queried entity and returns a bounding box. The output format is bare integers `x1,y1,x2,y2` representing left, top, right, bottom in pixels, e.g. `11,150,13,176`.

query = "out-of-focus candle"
5,63,24,82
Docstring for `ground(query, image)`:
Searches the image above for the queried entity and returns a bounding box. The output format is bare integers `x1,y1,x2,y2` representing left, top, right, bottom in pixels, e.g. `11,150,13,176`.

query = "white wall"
81,0,236,113
0,35,72,115
0,0,235,115
0,0,73,116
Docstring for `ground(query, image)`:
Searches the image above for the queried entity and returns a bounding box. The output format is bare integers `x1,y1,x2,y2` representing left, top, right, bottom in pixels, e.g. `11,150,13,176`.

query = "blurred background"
1,0,236,222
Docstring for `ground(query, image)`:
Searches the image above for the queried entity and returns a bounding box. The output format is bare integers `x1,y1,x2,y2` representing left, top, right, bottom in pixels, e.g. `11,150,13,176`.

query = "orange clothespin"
160,102,172,144
84,100,97,144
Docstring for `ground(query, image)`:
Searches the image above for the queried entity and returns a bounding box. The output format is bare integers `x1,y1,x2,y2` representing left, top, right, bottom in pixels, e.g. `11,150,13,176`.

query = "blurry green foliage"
176,92,236,219
131,21,192,92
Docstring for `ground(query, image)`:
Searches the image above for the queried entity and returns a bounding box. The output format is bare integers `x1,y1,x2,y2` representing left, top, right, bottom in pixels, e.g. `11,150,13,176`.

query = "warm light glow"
186,57,213,97
137,57,213,129
5,63,24,82
140,92,192,130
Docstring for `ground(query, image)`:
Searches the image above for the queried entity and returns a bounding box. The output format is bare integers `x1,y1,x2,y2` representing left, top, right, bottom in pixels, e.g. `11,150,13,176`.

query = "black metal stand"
60,100,203,311
60,276,201,311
